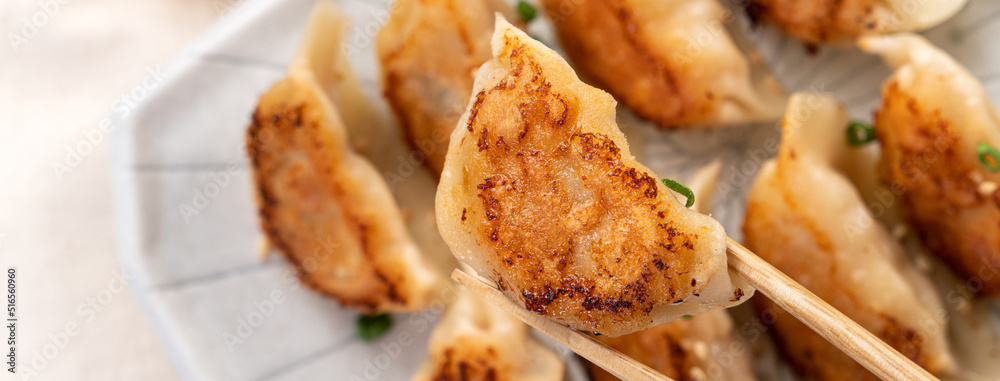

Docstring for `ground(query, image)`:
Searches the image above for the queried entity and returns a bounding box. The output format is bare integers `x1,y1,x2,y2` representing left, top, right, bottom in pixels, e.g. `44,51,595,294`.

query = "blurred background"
1,1,230,379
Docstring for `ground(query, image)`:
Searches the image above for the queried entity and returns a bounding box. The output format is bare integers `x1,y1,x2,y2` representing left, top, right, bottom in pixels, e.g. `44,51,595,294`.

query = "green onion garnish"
846,121,876,146
357,313,392,341
682,315,693,320
662,179,695,208
978,142,1000,172
517,1,537,22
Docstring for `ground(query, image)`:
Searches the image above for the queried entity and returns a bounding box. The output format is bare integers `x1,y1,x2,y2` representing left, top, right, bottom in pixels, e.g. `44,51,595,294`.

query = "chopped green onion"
682,315,693,320
662,179,695,208
517,1,537,22
846,121,876,146
357,313,392,341
978,142,1000,172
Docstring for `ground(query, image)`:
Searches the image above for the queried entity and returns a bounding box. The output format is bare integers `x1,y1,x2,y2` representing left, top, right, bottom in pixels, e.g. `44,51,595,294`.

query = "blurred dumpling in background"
436,18,751,337
412,283,564,381
376,0,516,177
539,0,786,129
901,238,1000,381
247,1,445,313
742,93,955,380
860,33,1000,296
590,162,758,381
747,0,966,46
591,312,756,381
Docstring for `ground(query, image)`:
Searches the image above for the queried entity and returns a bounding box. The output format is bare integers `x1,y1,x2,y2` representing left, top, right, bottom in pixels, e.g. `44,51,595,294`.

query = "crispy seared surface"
862,34,1000,296
876,82,1000,295
377,0,511,176
413,290,563,381
588,163,756,381
747,0,877,46
589,311,757,381
747,0,965,46
437,20,743,337
246,3,442,313
540,0,784,128
249,77,440,313
742,93,954,380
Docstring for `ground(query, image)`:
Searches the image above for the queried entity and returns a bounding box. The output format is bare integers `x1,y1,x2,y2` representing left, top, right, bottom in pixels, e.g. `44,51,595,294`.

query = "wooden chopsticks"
451,238,940,381
724,238,937,381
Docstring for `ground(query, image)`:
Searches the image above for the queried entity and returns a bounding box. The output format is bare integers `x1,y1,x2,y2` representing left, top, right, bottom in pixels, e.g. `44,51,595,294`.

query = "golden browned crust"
423,344,506,381
747,0,966,46
377,0,502,177
875,82,1000,296
589,325,691,381
749,296,874,381
589,312,756,381
466,40,699,323
744,215,940,381
413,289,564,381
540,0,785,128
747,0,877,46
742,93,953,380
437,20,741,337
542,0,709,127
743,172,941,380
248,76,438,313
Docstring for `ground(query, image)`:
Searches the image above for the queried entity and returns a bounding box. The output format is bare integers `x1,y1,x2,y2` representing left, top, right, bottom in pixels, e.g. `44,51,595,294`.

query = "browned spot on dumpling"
744,93,955,379
539,0,785,128
747,0,965,46
876,81,1000,295
377,0,514,177
249,74,438,313
588,312,757,381
436,21,737,336
541,0,709,127
746,0,874,45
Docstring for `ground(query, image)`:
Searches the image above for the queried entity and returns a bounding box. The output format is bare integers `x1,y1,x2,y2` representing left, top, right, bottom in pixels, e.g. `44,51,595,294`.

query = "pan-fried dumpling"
906,238,1000,381
412,285,564,381
590,162,757,381
591,312,756,381
859,34,1000,296
377,0,516,176
743,93,955,379
747,0,966,46
539,0,786,128
247,2,444,313
436,18,751,337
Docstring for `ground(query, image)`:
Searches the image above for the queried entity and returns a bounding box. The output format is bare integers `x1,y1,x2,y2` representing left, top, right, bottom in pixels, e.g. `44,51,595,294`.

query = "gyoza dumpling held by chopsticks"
435,17,752,337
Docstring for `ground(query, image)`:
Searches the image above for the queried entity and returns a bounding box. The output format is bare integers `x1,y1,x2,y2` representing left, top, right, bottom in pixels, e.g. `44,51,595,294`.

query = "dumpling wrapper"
747,0,966,46
590,162,757,381
436,17,751,337
540,0,786,128
377,0,516,176
412,282,564,381
247,1,445,313
743,93,955,379
859,33,1000,296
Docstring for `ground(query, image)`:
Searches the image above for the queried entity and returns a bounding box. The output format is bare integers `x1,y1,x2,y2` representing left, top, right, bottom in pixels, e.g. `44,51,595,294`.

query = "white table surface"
0,1,226,379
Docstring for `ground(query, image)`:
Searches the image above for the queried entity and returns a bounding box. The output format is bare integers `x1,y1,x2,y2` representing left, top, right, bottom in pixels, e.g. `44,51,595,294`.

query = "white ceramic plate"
113,0,1000,379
